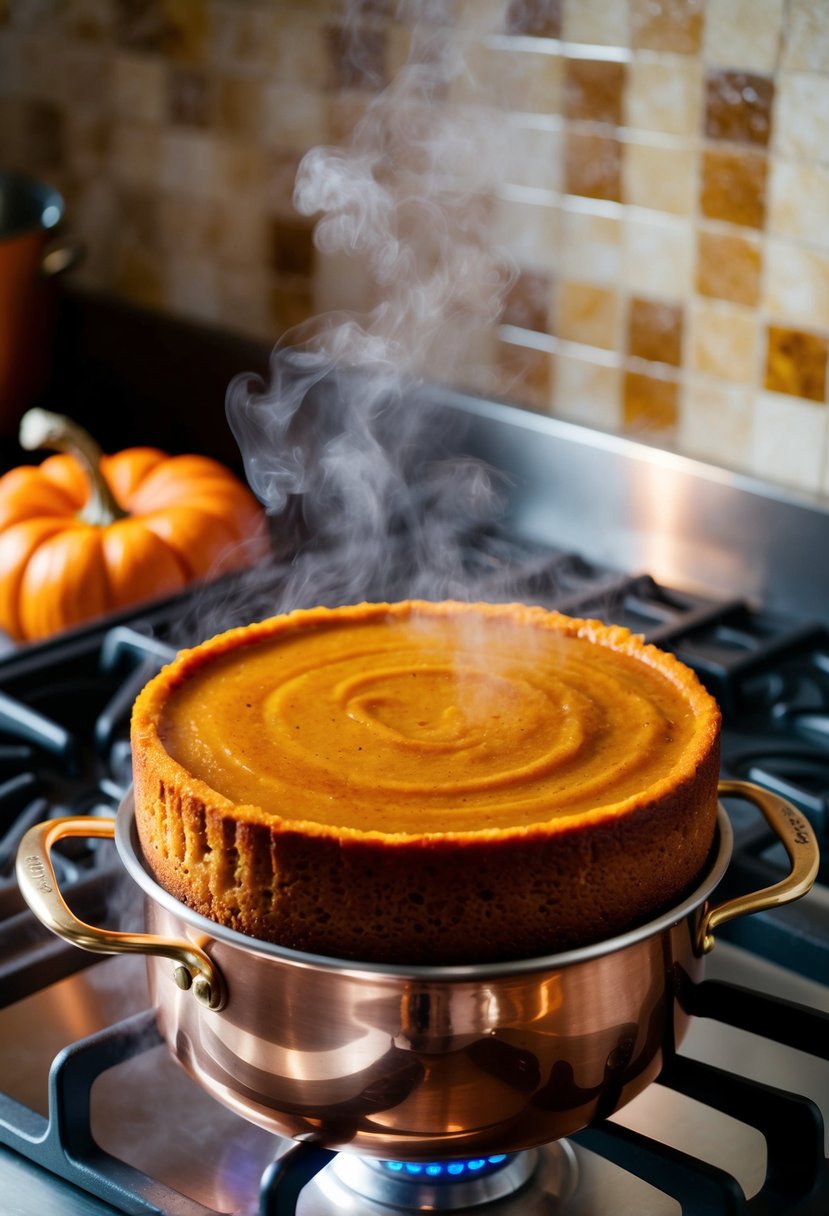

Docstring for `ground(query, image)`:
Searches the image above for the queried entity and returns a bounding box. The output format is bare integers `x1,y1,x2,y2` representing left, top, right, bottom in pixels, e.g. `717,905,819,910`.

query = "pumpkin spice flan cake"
131,600,722,964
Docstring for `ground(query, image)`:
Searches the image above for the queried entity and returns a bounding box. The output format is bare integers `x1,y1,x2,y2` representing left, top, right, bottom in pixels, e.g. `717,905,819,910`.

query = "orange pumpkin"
0,409,269,642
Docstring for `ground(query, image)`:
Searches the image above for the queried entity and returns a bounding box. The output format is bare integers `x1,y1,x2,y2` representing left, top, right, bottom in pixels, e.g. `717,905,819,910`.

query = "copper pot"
16,782,818,1159
0,170,81,435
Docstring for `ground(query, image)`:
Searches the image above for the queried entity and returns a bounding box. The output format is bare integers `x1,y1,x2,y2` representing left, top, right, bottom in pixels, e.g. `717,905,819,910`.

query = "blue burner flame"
380,1154,509,1182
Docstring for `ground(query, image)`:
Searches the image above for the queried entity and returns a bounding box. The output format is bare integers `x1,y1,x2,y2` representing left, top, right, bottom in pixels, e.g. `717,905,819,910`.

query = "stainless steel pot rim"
0,169,65,240
115,794,733,981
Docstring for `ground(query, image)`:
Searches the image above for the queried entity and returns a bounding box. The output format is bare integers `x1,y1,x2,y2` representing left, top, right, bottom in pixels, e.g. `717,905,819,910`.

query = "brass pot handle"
16,816,226,1010
698,780,820,954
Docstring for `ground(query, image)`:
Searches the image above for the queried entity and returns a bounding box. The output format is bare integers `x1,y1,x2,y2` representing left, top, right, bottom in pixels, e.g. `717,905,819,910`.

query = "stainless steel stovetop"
0,390,828,1214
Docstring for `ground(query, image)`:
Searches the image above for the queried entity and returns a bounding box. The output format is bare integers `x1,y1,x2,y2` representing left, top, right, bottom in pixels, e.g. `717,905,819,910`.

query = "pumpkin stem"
19,408,127,527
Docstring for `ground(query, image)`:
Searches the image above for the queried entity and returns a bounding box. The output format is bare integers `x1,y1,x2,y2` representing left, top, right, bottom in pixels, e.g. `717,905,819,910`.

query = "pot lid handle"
16,815,226,1010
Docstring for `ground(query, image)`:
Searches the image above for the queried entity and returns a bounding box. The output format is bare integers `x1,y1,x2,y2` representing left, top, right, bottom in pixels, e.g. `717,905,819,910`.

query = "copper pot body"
144,894,700,1158
0,171,79,434
17,788,817,1160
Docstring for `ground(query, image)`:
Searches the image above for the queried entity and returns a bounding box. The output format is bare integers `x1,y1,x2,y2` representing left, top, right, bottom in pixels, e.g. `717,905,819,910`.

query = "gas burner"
272,1143,578,1214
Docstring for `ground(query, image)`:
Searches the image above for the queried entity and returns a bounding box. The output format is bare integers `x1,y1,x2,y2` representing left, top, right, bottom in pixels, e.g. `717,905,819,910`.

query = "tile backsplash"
2,0,829,497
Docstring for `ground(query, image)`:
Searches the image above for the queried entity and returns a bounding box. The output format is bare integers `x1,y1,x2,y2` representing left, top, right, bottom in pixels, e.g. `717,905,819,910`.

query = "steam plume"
225,3,517,617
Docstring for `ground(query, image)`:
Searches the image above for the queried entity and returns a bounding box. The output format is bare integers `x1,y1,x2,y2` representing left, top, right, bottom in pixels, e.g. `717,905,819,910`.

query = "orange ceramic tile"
114,0,165,52
555,281,618,350
269,278,315,336
502,270,553,333
218,73,265,138
563,59,625,126
700,148,767,229
765,326,829,403
325,23,387,92
496,339,553,412
627,297,684,366
23,99,64,167
630,0,703,54
564,132,622,203
505,0,561,38
705,70,774,148
161,0,211,65
270,217,316,278
167,66,212,127
696,230,762,307
623,368,679,431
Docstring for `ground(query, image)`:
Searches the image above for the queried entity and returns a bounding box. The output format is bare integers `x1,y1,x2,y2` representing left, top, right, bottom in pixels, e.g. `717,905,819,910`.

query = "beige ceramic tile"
622,137,697,216
210,3,279,72
67,178,118,290
113,53,166,122
556,202,622,285
750,391,828,493
502,121,562,192
15,34,66,103
782,0,829,72
625,57,703,136
63,106,110,180
493,197,559,272
166,254,220,324
623,215,694,301
773,71,829,161
110,123,163,189
767,159,829,250
555,281,620,350
264,83,329,148
690,299,759,384
161,129,219,198
61,42,113,109
215,141,269,202
702,0,785,73
486,47,563,114
678,380,753,469
552,352,621,432
764,238,829,331
561,0,629,48
157,194,220,258
215,198,270,267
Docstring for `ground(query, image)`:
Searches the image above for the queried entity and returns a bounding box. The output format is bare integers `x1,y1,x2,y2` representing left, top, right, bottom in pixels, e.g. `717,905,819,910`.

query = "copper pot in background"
0,169,81,437
15,783,818,1160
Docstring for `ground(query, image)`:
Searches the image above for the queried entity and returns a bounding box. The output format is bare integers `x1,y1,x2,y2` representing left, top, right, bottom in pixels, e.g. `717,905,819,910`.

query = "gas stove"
1,391,828,1214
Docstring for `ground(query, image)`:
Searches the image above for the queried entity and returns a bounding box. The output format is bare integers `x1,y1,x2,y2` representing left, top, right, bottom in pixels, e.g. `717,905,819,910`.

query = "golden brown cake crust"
131,600,721,964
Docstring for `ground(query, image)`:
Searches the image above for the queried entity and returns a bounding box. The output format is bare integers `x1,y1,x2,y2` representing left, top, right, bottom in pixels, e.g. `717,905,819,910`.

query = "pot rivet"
192,975,214,1007
173,965,192,991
